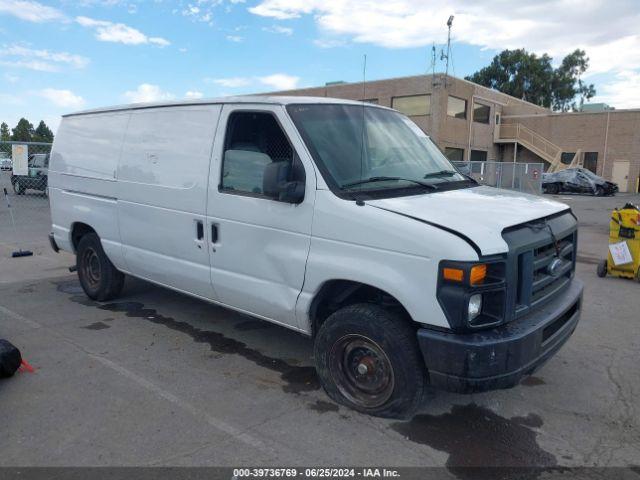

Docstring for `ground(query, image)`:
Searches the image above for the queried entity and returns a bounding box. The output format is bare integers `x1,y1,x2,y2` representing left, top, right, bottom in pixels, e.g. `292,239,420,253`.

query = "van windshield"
287,104,467,196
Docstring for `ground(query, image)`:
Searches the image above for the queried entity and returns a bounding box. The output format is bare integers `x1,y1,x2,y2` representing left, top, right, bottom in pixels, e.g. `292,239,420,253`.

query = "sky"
1,0,640,134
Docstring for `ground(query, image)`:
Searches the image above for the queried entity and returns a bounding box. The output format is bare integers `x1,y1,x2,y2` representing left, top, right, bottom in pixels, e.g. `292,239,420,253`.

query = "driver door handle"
211,224,219,243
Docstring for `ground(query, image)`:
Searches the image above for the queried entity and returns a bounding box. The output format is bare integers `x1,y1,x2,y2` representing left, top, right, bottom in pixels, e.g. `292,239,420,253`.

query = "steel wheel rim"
81,247,101,289
329,334,395,409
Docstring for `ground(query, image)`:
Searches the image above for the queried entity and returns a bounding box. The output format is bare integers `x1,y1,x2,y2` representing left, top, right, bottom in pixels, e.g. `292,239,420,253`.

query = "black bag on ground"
0,339,22,378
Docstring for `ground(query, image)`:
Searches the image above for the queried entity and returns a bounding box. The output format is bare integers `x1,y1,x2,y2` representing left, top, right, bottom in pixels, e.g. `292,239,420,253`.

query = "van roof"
64,95,392,117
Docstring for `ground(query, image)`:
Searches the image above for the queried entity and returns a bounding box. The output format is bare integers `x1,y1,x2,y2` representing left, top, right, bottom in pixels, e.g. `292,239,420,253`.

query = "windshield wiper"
423,169,458,179
341,176,438,190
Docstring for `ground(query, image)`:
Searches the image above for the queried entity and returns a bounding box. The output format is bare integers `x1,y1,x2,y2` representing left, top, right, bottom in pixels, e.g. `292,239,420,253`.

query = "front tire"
546,183,559,195
597,260,608,278
314,304,426,418
76,232,124,301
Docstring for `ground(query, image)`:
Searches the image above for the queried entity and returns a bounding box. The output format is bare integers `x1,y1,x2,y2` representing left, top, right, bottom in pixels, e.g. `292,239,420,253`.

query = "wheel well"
309,280,412,337
71,222,96,252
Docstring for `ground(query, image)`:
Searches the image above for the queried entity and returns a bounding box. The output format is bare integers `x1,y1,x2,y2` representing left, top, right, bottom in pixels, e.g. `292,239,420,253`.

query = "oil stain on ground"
392,404,556,480
82,321,111,330
521,376,546,387
61,282,320,394
308,400,339,414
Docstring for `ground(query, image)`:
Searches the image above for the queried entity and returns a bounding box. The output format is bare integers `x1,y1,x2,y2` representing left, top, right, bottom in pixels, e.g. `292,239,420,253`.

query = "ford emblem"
547,258,565,277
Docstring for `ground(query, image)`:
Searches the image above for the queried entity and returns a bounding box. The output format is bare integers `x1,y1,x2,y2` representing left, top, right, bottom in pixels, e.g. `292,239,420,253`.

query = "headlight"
437,260,506,331
468,294,482,321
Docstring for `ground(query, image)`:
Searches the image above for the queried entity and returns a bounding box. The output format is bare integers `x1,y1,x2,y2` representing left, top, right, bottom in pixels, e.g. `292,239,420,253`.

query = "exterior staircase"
495,123,580,172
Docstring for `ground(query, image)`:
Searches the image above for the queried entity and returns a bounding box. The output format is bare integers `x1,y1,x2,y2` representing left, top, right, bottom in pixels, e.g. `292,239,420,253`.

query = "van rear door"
206,104,315,328
117,105,221,299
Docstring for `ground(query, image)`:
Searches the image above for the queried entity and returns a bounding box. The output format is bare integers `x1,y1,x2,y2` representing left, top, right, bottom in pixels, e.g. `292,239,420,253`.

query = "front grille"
528,232,575,304
503,212,577,320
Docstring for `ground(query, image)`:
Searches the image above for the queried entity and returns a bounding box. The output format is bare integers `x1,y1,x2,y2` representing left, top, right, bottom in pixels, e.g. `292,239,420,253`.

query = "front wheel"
76,232,125,301
546,183,559,195
314,304,426,418
597,260,608,278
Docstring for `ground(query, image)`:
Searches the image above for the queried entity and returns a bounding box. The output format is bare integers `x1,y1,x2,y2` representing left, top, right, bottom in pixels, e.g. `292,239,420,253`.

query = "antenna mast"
440,15,454,86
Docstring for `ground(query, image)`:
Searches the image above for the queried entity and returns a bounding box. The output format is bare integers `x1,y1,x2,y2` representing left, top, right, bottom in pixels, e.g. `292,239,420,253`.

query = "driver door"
205,104,316,329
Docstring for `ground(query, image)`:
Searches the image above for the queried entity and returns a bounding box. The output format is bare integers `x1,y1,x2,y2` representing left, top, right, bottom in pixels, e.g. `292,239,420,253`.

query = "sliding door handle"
196,220,204,240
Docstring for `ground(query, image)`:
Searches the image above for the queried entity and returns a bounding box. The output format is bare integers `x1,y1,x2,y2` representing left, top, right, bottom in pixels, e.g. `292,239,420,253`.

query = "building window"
473,103,490,124
447,96,467,119
360,98,379,104
470,150,488,162
391,94,431,116
561,152,576,165
444,147,464,162
583,152,598,174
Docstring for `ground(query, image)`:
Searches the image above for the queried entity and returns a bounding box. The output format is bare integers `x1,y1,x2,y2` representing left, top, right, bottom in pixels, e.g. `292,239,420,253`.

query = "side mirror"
263,161,305,204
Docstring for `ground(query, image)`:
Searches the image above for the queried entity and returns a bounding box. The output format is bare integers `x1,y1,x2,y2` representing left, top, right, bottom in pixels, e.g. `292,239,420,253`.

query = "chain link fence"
0,141,52,255
453,161,544,195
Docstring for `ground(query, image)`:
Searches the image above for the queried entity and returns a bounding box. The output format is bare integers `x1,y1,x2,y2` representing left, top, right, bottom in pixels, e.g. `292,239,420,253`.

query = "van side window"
220,111,303,198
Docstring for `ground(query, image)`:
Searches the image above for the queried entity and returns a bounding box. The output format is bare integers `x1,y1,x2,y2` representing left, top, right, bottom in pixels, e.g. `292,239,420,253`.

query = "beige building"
273,74,640,193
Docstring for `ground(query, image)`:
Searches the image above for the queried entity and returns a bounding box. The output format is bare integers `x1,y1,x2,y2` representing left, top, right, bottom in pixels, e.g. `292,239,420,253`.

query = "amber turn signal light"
470,264,487,285
443,267,464,282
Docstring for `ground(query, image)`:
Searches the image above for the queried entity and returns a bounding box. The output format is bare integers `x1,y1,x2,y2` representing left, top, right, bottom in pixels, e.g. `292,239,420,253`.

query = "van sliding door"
116,105,222,299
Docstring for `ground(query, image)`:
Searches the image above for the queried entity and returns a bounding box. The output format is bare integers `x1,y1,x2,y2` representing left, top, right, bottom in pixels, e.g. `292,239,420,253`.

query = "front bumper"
417,278,583,393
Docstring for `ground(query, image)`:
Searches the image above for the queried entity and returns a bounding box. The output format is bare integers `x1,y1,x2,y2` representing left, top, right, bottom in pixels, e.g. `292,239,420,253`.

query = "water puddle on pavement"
392,403,556,479
56,279,320,394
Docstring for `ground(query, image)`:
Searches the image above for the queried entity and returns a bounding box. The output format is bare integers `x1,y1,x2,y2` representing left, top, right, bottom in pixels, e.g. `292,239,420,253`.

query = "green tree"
466,48,595,111
33,120,54,142
0,122,10,141
11,118,34,142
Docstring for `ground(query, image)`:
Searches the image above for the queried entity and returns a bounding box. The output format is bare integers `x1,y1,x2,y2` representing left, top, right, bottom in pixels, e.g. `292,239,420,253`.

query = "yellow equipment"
597,203,640,281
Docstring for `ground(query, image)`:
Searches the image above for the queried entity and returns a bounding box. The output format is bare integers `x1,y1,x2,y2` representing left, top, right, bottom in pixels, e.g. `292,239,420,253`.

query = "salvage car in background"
542,168,617,196
11,153,49,195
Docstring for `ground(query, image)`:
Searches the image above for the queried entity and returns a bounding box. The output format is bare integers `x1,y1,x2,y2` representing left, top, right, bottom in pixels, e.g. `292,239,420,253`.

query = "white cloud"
4,73,19,83
38,88,85,108
124,83,175,103
185,90,203,99
206,77,251,88
226,35,243,42
592,70,640,109
76,16,170,46
181,3,213,23
1,44,89,70
0,59,60,72
258,73,299,90
313,38,345,48
0,0,66,22
205,74,300,90
262,25,293,35
248,0,640,76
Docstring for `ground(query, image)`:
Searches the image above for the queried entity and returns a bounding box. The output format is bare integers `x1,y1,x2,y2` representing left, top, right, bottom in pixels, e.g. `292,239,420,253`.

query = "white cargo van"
49,96,583,417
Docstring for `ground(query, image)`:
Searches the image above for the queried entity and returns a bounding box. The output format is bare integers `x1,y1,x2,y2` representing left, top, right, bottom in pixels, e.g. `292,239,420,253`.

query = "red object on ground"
19,359,35,373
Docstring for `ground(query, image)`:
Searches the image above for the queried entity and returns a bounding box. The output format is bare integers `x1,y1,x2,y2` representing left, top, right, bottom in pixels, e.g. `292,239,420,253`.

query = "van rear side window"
220,112,295,196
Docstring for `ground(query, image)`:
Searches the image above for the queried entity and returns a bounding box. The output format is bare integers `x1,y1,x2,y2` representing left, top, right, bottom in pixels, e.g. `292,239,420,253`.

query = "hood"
367,185,570,256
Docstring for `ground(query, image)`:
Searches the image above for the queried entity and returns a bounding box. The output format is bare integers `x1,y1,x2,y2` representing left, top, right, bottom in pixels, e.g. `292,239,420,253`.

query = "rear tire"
314,303,426,418
597,260,608,278
76,232,124,301
13,180,24,195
